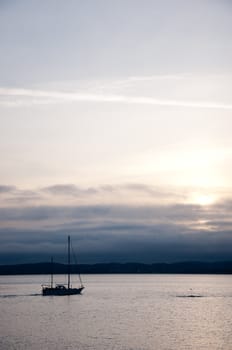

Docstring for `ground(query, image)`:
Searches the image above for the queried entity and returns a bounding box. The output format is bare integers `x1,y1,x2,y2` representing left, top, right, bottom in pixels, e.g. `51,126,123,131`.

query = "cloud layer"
1,183,232,264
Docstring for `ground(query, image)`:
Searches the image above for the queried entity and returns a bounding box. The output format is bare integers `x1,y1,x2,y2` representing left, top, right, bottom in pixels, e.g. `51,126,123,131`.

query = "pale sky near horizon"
0,0,232,263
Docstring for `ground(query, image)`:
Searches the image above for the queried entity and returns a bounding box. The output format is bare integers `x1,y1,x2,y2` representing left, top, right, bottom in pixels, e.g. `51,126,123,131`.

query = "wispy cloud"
1,87,232,110
0,183,185,207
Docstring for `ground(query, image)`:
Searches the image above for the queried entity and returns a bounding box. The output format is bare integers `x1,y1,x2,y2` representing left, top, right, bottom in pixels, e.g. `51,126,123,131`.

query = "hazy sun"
189,193,216,206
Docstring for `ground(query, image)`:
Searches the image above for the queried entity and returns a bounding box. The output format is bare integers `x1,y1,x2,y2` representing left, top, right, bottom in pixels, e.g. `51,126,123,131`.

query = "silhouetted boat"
42,236,84,296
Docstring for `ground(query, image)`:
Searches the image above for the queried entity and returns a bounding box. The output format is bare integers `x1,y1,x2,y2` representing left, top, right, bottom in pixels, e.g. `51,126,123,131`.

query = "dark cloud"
22,182,187,200
0,200,232,264
0,185,16,193
0,183,192,212
119,183,186,199
41,184,98,196
0,185,42,204
42,184,80,196
0,202,203,222
5,190,42,203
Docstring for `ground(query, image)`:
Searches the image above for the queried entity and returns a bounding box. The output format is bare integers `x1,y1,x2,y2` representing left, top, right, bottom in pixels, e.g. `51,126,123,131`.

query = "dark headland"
0,261,232,275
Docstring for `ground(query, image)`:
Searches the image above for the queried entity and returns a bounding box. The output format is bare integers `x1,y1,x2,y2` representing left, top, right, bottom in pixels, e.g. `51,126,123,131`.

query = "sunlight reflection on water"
1,274,232,350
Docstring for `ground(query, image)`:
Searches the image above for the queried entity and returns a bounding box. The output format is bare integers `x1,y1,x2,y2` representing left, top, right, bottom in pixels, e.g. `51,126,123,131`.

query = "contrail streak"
0,87,232,110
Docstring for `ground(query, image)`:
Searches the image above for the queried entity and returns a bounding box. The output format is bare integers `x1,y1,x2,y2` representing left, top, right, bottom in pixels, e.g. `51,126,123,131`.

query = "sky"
0,0,232,264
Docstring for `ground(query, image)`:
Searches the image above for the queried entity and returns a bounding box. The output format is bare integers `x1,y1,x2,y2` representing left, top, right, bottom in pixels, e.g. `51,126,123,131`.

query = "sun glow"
125,146,229,190
189,193,216,206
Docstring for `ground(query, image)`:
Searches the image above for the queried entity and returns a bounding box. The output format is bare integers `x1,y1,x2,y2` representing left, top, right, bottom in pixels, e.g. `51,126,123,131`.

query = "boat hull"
42,287,84,296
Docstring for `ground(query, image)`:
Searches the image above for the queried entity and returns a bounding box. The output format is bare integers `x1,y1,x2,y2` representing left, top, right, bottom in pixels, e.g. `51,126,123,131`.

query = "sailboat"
42,236,84,296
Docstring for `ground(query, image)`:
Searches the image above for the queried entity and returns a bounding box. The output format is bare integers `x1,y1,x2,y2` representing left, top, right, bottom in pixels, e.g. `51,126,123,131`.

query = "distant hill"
0,261,232,275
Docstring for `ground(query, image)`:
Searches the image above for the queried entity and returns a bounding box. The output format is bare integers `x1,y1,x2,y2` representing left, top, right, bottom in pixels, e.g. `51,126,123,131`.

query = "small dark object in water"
177,294,203,298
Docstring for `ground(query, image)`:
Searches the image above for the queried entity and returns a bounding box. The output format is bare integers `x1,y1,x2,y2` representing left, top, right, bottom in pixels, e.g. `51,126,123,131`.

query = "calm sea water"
0,274,232,350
